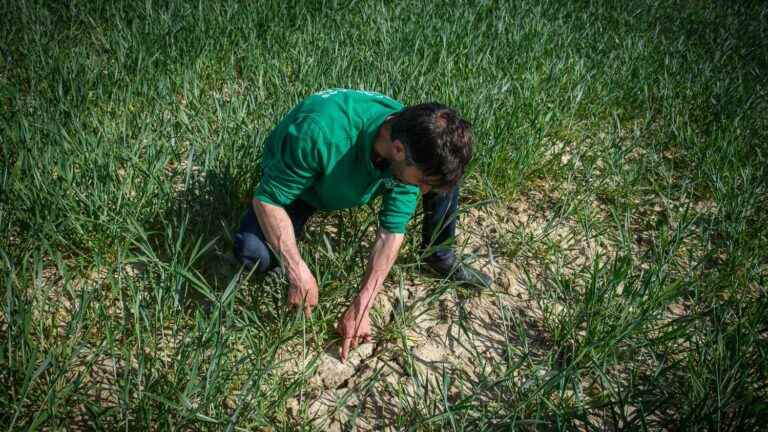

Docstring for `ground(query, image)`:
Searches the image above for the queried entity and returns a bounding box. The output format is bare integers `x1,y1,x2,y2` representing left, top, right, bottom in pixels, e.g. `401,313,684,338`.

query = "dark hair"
390,103,473,191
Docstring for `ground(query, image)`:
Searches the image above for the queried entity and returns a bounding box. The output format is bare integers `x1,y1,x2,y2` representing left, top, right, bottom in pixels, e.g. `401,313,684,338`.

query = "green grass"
2,0,767,430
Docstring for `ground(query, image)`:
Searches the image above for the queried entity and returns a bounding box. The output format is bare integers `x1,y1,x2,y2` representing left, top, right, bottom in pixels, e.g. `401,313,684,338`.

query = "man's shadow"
156,157,261,313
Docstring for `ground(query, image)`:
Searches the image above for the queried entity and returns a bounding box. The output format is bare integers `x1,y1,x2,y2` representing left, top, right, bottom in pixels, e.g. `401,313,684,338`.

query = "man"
234,88,490,361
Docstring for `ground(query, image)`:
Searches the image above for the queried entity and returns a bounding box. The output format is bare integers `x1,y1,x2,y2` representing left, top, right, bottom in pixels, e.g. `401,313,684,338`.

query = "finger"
288,297,301,311
340,338,351,363
303,304,312,318
350,335,359,350
361,334,372,344
287,294,299,309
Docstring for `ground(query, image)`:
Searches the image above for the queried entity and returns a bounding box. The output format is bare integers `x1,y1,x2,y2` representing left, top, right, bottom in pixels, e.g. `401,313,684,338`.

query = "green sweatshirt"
254,89,420,234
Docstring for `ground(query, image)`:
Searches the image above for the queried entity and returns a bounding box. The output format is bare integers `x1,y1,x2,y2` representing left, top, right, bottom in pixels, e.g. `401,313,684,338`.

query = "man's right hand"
251,198,319,318
287,262,319,317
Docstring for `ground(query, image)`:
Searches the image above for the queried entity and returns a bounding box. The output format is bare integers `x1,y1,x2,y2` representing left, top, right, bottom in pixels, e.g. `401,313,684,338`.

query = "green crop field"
2,0,766,430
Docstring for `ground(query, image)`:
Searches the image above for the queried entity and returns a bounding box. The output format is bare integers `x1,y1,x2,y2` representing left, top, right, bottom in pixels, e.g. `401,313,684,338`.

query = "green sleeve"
254,116,325,207
379,183,419,234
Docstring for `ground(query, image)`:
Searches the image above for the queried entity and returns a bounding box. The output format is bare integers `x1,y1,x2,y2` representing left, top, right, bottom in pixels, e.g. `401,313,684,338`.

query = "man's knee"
234,232,274,273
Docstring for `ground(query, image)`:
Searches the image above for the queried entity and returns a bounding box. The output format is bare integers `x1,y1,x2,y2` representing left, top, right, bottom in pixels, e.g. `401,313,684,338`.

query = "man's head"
385,103,474,194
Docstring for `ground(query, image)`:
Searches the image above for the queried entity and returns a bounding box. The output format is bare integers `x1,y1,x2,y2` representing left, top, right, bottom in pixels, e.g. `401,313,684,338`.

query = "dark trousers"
234,187,459,272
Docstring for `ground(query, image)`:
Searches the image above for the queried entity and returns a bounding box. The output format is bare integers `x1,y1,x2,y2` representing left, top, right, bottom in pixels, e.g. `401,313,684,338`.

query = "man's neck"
371,121,392,171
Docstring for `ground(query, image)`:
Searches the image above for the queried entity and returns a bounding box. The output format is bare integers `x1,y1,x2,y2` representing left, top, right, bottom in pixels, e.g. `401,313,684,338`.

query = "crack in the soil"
334,337,388,390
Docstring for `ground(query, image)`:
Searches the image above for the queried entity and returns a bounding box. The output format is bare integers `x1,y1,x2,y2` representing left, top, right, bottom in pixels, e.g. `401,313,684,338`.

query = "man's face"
388,138,452,194
390,159,436,194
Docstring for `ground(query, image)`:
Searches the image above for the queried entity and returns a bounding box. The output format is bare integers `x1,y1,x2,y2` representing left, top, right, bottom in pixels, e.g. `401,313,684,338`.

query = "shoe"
424,255,492,289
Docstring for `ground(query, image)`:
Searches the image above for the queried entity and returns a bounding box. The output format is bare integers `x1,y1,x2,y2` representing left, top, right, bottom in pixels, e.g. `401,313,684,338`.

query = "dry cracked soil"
273,198,560,431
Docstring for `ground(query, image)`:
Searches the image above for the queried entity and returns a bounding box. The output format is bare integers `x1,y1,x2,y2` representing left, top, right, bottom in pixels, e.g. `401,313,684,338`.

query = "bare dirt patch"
277,179,701,429
274,199,556,430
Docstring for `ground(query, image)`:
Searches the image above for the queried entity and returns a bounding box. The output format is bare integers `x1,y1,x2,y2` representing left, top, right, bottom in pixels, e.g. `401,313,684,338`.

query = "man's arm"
252,198,319,316
338,228,404,361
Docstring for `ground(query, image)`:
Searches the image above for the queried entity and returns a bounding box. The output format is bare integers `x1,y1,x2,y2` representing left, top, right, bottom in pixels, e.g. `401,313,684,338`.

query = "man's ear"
391,140,407,162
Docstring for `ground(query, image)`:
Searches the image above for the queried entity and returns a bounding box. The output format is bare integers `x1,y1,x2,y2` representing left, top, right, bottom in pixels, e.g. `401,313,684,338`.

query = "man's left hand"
337,300,372,362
